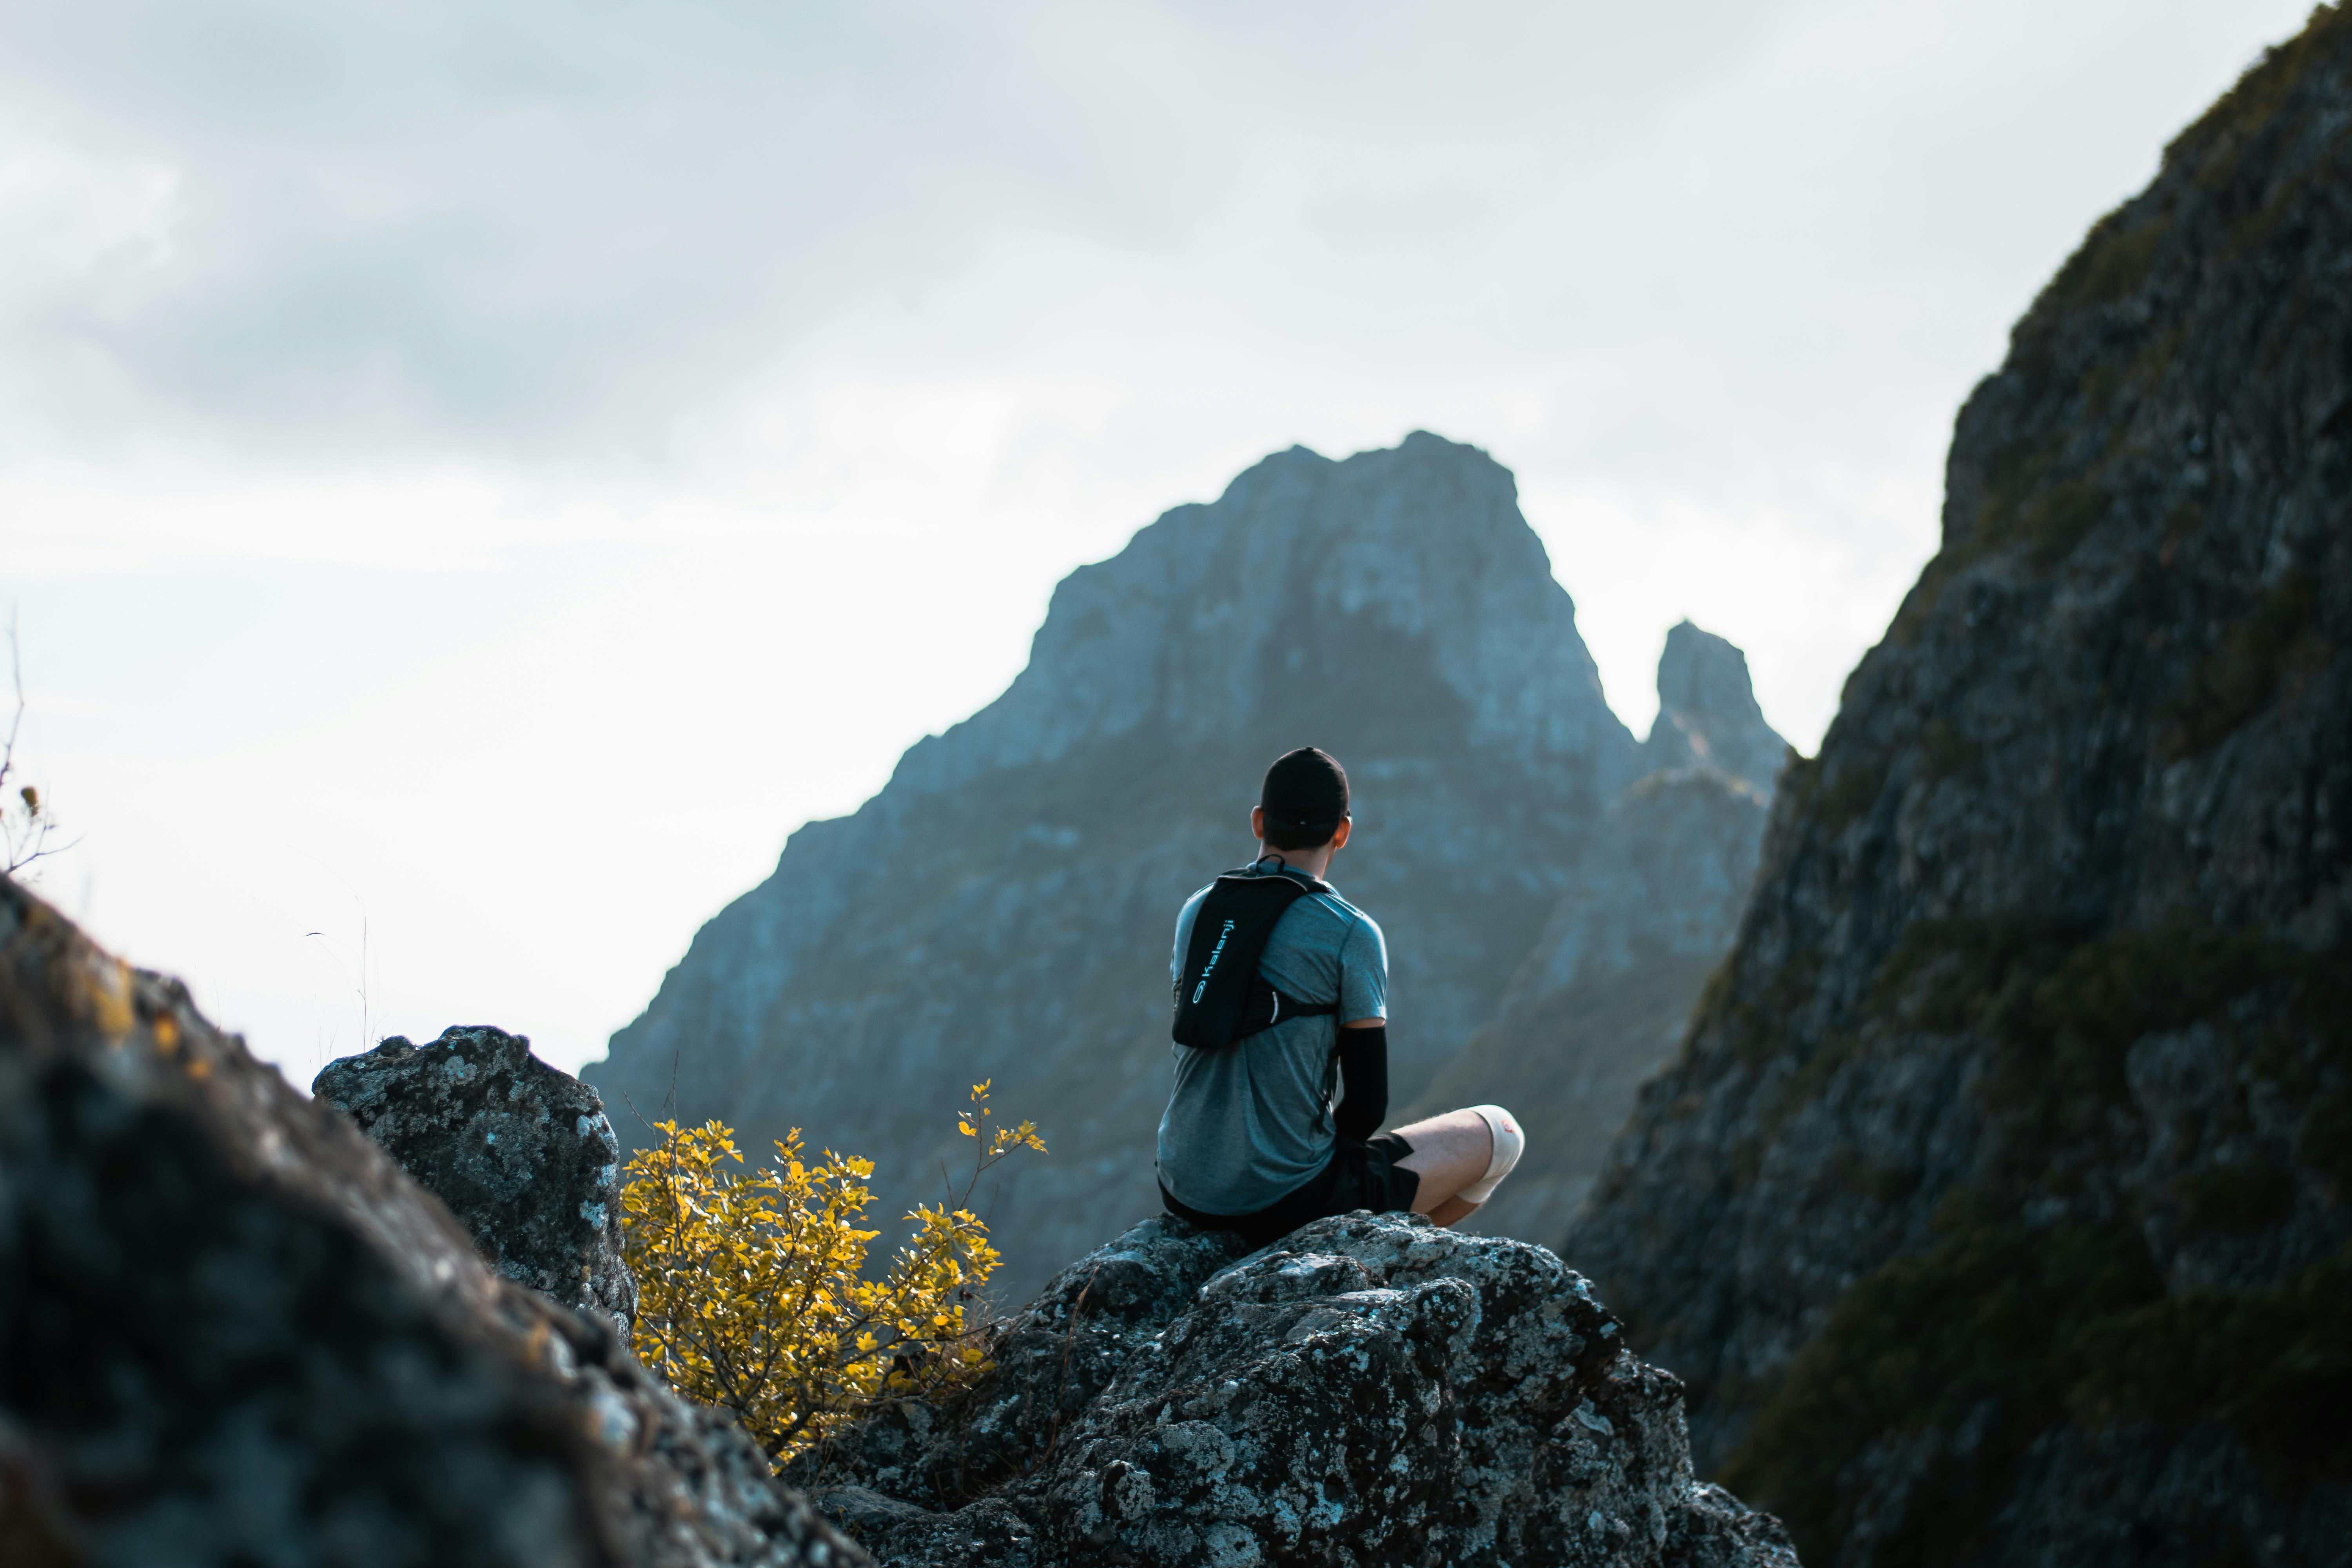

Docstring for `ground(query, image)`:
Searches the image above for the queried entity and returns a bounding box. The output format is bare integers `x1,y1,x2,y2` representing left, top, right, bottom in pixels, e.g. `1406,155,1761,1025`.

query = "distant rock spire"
1641,620,1786,796
1405,621,1784,1247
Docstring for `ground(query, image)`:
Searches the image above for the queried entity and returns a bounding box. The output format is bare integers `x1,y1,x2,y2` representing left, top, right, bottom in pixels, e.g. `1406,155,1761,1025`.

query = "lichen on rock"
796,1212,1798,1567
316,1024,639,1334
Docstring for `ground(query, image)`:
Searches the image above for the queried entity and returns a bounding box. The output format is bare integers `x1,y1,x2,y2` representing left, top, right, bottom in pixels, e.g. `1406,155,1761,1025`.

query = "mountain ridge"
590,430,1664,1296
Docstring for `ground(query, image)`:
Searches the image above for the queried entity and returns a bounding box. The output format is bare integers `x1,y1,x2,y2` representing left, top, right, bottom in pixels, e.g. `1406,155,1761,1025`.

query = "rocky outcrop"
793,1212,1798,1568
1410,626,1784,1243
591,431,1646,1300
1568,12,2352,1567
1642,621,1784,796
316,1025,639,1334
0,877,866,1568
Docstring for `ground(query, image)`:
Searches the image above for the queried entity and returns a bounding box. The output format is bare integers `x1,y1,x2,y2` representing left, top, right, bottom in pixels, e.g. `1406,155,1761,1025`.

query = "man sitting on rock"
1156,745,1523,1246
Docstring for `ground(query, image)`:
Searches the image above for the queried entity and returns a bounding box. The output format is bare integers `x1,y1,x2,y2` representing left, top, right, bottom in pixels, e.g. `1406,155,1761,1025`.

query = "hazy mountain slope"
1410,622,1784,1245
590,432,1640,1297
1566,14,2352,1567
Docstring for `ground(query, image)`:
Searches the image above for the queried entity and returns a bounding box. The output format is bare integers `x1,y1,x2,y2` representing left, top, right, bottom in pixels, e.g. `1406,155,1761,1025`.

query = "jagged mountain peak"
1643,619,1786,796
885,430,1633,804
592,432,1648,1301
1516,619,1781,1010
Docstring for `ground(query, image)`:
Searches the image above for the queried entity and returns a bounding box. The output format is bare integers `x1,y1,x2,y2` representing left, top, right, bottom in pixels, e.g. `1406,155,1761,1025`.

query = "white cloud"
0,0,2310,1076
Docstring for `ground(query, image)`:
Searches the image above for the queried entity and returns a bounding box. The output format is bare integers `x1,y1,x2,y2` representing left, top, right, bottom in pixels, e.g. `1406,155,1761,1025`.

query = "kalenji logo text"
1192,918,1237,1003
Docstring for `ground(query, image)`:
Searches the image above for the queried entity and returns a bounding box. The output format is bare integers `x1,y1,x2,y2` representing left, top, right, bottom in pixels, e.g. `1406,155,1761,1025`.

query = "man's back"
1154,746,1524,1240
1154,862,1387,1215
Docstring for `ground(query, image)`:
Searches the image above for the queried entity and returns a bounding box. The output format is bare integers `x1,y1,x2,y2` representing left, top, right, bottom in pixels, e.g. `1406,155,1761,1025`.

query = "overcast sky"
0,0,2311,1082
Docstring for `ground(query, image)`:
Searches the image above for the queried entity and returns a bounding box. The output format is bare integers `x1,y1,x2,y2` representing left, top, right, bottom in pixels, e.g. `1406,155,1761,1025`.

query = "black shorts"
1160,1132,1421,1249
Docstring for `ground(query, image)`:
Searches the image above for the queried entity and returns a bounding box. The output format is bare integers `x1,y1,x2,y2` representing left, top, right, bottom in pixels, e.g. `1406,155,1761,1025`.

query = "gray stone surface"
792,1216,1259,1514
1568,13,2352,1566
317,1025,638,1334
792,1213,1800,1568
590,431,1650,1302
0,878,866,1568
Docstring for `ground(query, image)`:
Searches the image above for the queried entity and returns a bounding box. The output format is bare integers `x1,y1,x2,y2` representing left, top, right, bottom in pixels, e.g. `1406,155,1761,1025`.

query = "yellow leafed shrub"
619,1082,1044,1467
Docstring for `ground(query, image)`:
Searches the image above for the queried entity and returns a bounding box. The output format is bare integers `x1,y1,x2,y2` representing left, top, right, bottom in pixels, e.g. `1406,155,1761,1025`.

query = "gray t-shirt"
1155,864,1388,1215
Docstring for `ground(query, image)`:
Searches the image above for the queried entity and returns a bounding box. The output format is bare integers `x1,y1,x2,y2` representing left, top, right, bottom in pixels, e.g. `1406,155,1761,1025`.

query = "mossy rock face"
2069,1248,2352,1484
1709,918,2348,1566
1566,8,2352,1566
2157,570,2330,759
1721,1216,2163,1567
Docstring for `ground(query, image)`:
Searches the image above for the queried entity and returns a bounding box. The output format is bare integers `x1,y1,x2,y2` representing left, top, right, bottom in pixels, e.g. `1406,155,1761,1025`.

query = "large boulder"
794,1212,1799,1568
316,1025,638,1334
0,878,866,1568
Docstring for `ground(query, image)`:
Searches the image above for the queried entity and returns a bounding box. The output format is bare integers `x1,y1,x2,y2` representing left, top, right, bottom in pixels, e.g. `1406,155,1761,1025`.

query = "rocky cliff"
1411,623,1784,1244
1568,12,2352,1567
0,877,866,1567
590,432,1651,1298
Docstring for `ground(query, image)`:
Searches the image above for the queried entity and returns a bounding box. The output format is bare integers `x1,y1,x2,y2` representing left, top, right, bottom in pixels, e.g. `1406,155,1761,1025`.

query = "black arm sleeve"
1333,1024,1388,1143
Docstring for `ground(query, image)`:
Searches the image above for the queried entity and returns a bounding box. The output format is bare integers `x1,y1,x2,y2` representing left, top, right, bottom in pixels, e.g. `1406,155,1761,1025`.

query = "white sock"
1457,1104,1523,1203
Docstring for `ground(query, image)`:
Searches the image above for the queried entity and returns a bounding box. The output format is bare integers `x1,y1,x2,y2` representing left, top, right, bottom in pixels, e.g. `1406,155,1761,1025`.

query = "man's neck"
1255,844,1336,881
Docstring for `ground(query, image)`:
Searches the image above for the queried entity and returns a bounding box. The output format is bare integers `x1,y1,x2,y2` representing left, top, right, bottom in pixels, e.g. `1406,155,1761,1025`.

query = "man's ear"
1250,805,1265,842
1330,817,1352,851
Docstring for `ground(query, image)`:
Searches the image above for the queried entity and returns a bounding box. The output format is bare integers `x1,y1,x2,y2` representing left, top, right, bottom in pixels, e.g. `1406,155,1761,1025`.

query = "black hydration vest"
1171,863,1341,1050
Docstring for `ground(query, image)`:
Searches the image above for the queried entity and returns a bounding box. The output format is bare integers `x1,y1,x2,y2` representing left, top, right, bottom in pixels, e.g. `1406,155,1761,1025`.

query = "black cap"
1260,747,1349,840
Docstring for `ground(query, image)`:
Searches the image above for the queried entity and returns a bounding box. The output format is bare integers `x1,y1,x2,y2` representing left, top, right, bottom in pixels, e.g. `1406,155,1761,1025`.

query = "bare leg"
1392,1107,1495,1230
1425,1193,1482,1228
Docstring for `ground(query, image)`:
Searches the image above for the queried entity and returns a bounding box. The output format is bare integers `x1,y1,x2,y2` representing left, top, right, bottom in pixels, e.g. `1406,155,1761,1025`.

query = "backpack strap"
1171,867,1340,1050
1234,975,1339,1040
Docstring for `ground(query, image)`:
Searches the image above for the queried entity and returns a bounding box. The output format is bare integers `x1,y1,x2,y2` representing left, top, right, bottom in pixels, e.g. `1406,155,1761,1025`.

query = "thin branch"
2,615,25,779
0,616,65,878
